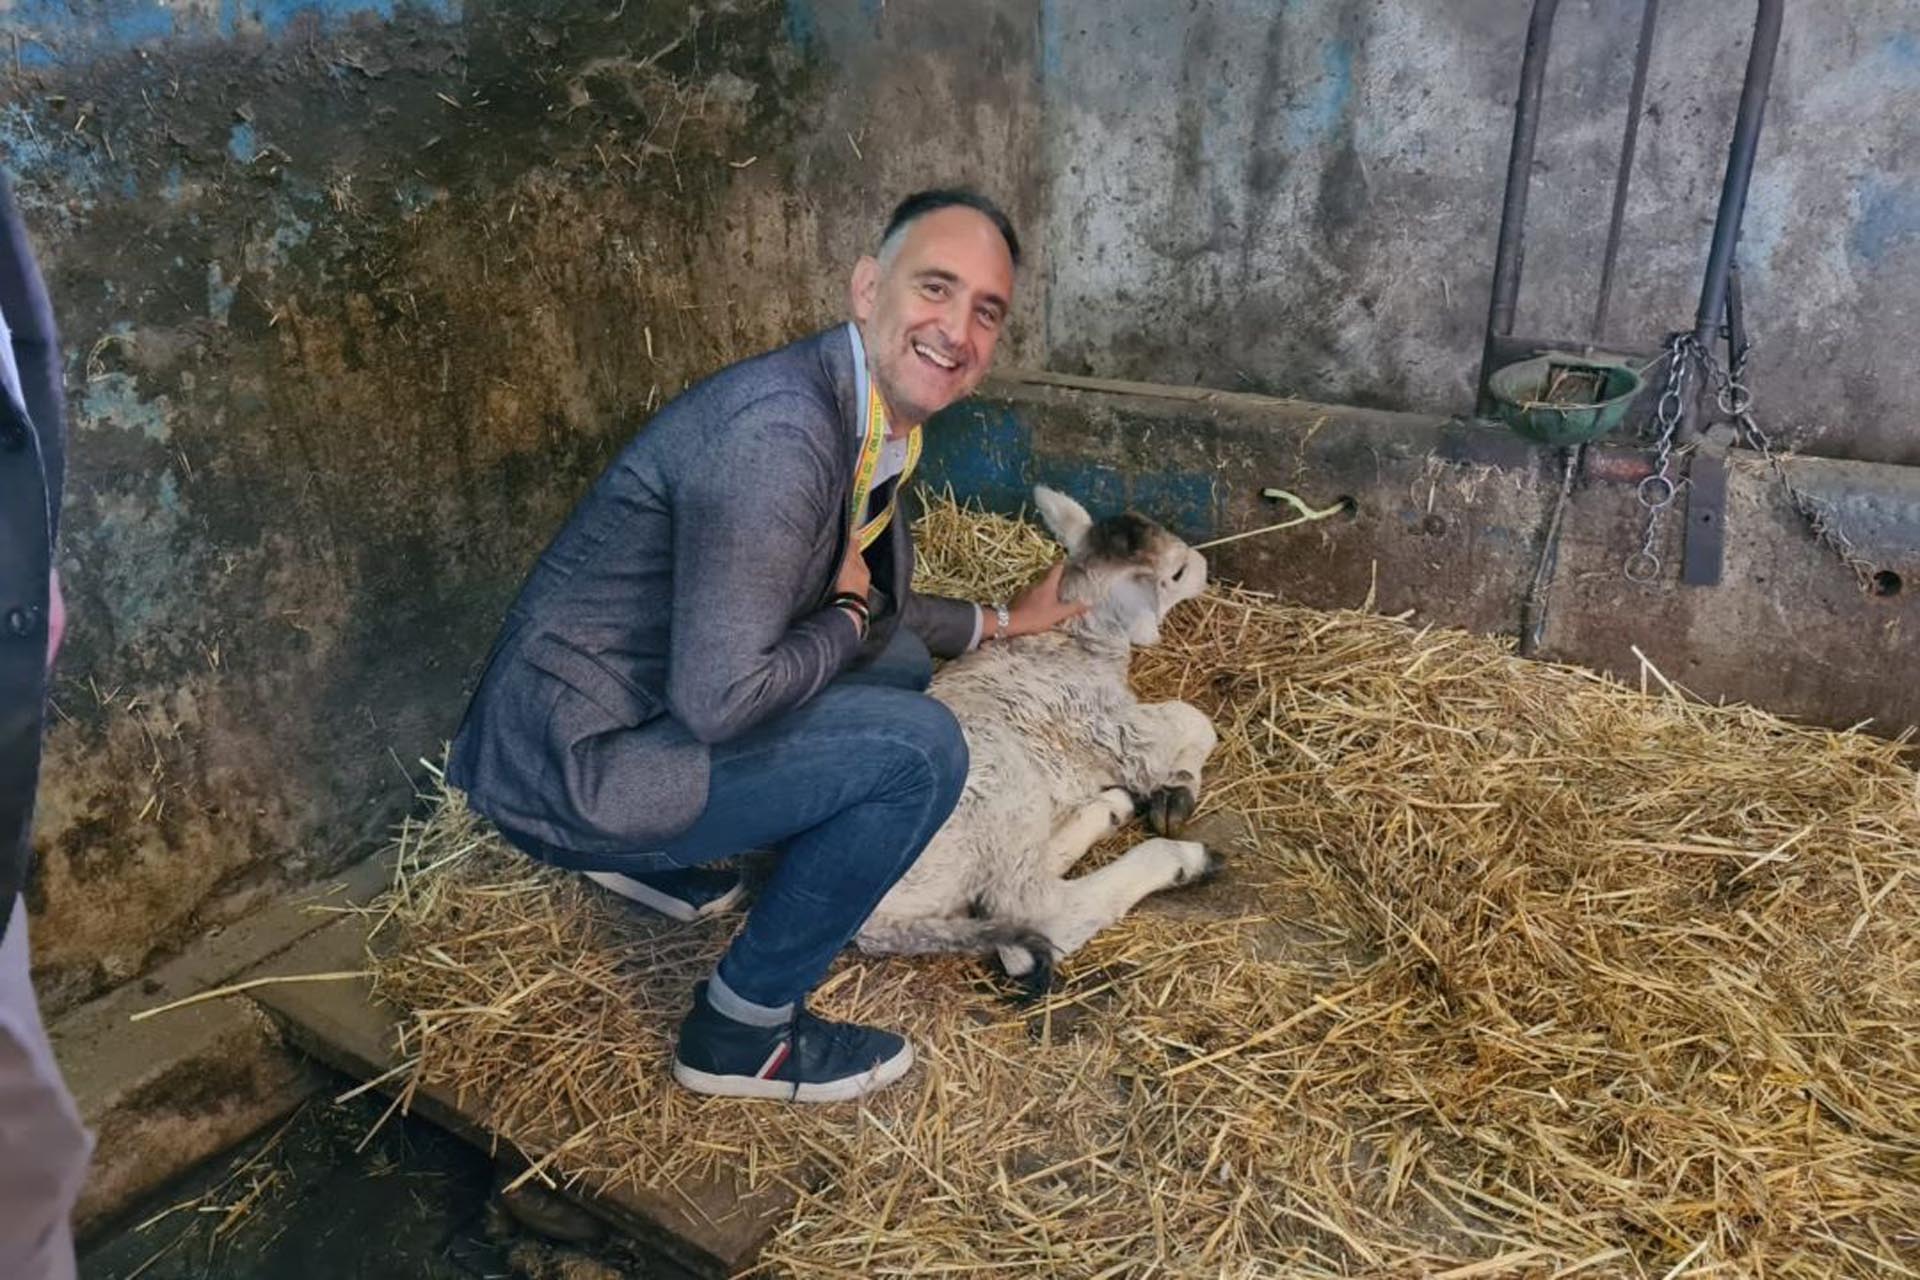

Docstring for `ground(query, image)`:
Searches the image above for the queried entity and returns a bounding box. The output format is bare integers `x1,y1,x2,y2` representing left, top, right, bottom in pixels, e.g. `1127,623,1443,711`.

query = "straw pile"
368,494,1920,1278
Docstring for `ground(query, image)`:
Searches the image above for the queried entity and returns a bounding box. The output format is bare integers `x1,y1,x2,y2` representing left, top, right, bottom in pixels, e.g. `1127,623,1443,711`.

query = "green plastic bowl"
1487,355,1644,446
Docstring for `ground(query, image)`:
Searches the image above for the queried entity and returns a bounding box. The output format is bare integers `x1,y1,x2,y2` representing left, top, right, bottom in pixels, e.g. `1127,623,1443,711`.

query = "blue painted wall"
6,0,462,65
923,399,1222,542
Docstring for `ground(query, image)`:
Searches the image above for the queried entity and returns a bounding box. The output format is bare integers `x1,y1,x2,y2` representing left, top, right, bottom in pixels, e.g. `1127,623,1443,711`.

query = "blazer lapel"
814,325,862,607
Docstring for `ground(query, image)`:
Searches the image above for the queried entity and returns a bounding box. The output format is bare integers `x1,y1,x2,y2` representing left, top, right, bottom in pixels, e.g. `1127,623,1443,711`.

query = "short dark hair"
881,188,1022,269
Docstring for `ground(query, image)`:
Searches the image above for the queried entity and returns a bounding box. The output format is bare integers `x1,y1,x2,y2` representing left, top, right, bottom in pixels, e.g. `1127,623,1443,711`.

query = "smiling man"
448,189,1080,1102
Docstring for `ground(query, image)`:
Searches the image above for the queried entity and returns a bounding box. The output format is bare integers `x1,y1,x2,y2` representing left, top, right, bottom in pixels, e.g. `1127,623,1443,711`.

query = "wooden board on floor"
246,914,795,1279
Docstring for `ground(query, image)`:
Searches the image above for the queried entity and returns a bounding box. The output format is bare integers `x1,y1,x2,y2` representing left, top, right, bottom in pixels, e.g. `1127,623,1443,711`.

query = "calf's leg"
1124,702,1218,836
1040,837,1221,960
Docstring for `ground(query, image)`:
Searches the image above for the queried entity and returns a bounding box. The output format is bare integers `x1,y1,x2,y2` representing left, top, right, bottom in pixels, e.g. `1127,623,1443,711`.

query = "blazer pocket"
520,633,663,727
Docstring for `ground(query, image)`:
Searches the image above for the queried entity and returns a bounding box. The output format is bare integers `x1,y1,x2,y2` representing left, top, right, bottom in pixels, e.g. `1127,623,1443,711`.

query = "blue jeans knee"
882,692,969,822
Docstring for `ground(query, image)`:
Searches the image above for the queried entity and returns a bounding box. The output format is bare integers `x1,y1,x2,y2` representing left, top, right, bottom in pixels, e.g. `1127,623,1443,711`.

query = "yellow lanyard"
849,380,922,551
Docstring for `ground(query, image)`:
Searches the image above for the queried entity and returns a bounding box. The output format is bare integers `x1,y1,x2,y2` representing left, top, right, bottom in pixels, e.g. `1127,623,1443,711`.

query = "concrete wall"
10,0,1917,1009
4,0,1042,1011
1038,0,1920,467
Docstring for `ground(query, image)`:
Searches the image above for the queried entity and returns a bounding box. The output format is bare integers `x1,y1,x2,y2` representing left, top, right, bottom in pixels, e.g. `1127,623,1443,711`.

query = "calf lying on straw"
857,486,1221,994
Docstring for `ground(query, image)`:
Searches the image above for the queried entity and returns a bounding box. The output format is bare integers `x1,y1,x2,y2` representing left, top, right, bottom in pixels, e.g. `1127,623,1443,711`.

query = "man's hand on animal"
994,561,1087,639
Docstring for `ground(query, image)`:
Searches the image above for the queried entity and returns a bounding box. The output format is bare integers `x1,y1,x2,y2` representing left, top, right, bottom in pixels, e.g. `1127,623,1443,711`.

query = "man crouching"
447,189,1082,1102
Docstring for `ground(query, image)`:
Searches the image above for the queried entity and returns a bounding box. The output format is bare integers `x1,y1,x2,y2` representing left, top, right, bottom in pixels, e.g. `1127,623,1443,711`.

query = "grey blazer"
447,325,977,854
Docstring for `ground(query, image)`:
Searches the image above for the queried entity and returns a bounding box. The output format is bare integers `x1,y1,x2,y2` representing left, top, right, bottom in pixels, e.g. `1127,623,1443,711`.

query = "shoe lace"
791,1004,865,1055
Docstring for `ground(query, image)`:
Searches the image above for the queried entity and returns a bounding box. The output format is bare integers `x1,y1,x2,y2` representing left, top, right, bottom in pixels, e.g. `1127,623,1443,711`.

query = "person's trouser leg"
655,678,967,1010
491,625,962,1007
0,897,91,1280
498,626,943,926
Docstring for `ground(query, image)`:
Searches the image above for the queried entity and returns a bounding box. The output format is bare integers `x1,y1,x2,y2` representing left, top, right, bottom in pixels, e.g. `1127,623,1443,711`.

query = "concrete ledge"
73,1010,321,1236
53,851,393,1238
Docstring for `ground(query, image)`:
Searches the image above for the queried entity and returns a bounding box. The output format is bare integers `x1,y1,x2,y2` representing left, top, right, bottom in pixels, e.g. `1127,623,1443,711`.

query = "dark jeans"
513,628,967,1008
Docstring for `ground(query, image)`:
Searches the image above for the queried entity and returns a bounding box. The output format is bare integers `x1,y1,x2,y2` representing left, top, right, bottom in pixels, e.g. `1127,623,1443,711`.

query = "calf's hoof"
997,934,1058,1005
1140,785,1197,837
1171,844,1225,888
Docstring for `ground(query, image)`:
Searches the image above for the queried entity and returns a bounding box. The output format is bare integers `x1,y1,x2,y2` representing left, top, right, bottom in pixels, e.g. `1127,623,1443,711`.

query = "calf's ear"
1033,486,1092,556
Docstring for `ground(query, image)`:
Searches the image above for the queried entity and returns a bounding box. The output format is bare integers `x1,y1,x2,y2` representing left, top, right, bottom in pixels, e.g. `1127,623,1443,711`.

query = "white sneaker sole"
671,1041,915,1103
583,870,746,923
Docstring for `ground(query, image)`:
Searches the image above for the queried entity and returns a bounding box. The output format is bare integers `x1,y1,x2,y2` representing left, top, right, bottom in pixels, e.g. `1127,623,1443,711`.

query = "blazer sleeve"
899,584,980,659
664,393,863,744
0,170,63,543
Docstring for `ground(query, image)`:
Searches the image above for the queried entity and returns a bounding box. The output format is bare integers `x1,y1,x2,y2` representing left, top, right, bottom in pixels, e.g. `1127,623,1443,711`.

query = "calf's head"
1034,485,1208,645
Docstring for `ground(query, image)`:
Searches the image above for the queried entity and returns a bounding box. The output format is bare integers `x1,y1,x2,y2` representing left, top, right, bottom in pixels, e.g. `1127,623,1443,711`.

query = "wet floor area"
79,1069,689,1280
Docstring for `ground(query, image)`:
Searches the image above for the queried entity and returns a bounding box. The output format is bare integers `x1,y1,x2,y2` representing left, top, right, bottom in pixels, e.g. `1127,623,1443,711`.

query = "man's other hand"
836,540,872,601
46,567,63,674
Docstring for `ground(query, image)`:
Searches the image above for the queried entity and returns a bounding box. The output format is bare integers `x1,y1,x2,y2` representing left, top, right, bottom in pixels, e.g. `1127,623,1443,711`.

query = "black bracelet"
829,592,870,638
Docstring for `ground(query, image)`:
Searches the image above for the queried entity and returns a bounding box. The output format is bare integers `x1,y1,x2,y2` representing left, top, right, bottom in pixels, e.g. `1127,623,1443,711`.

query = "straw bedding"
368,495,1920,1278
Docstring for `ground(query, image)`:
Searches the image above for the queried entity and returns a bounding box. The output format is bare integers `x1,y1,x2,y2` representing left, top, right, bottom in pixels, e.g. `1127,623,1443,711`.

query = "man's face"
850,206,1016,427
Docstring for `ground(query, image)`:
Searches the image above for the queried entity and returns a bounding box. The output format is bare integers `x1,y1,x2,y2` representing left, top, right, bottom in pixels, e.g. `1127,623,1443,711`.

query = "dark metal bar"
1690,0,1784,353
1679,252,1741,587
1591,0,1662,343
1681,450,1730,586
1725,258,1748,362
1477,0,1564,415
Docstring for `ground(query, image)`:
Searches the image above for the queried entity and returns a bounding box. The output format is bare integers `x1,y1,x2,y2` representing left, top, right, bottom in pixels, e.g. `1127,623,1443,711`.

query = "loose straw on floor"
358,491,1920,1279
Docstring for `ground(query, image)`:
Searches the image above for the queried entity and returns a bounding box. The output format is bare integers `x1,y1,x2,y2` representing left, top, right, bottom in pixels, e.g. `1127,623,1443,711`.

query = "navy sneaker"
671,983,915,1103
583,866,746,923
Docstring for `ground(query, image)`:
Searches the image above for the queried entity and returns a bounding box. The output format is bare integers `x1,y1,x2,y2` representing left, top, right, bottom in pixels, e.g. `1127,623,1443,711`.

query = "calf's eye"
1171,564,1187,583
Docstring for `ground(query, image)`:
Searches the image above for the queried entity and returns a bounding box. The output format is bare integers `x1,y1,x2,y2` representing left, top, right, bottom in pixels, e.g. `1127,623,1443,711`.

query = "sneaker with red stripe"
670,982,914,1103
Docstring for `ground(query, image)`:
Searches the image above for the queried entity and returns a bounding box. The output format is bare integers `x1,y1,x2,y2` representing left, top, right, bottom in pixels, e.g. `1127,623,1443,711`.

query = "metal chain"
1625,333,1875,588
1624,333,1690,583
1697,340,1876,589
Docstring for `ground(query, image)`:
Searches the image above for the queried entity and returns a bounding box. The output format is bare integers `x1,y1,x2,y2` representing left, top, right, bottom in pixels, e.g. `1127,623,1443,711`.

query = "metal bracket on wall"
1682,449,1729,586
